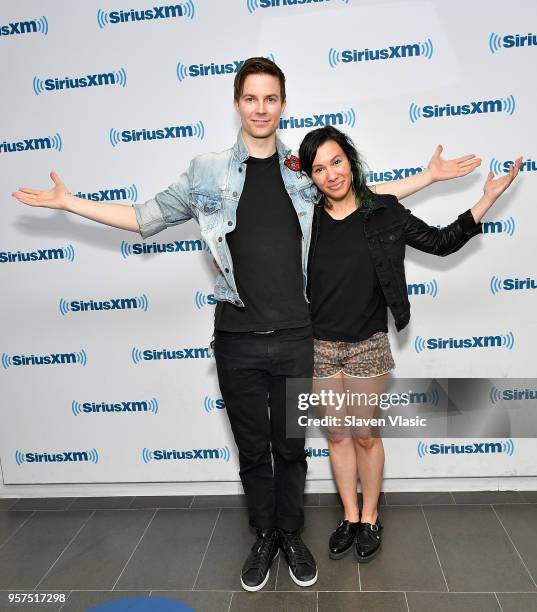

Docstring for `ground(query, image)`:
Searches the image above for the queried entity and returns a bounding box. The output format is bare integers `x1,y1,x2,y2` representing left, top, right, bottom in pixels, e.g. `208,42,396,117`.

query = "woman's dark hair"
298,126,374,207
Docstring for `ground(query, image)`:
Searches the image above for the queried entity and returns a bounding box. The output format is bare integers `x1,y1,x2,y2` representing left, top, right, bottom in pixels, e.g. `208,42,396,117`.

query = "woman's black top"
309,206,387,342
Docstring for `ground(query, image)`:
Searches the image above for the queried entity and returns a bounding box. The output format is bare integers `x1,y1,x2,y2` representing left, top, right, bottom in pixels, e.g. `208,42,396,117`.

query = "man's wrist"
63,193,78,212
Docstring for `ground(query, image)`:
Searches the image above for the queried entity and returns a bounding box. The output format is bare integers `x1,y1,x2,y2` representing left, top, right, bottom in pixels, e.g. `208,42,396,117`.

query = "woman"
298,126,521,563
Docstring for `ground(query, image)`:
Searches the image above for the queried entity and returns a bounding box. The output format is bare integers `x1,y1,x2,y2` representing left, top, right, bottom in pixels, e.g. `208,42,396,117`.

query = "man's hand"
11,171,71,210
426,145,481,182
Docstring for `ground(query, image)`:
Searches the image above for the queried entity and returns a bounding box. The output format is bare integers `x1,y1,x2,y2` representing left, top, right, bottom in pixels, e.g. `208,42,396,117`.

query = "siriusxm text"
1,249,65,264
427,442,504,455
22,451,91,463
1,137,54,154
107,6,187,23
81,401,153,413
341,44,421,63
140,348,211,360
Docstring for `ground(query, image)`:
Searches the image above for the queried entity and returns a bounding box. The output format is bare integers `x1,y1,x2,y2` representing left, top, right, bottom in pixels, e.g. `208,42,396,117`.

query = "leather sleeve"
401,202,483,256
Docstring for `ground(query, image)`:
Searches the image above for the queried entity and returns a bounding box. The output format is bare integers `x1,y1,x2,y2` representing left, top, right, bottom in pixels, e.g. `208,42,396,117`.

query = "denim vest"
134,130,321,307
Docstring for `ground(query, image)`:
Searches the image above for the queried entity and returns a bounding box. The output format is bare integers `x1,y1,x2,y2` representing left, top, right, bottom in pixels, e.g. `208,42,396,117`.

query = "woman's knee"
353,436,378,450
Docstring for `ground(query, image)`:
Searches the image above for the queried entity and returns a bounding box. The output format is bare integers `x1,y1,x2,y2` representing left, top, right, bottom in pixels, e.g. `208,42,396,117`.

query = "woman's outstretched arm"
373,145,481,200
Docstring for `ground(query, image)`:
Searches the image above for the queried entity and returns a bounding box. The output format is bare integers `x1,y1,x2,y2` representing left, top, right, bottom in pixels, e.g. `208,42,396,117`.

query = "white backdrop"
1,0,536,489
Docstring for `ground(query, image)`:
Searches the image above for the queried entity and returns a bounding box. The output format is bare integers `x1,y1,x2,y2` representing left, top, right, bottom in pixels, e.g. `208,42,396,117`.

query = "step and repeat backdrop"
1,0,536,486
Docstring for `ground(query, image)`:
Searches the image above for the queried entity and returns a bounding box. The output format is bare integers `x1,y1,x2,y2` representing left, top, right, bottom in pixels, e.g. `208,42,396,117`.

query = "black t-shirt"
309,206,387,342
214,152,310,332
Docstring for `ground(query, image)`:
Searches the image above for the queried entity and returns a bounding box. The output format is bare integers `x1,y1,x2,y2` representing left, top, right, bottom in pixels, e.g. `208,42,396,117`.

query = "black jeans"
213,325,313,531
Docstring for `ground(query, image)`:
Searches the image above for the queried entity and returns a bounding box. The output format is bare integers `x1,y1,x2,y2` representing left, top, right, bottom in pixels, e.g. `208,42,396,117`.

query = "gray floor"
1,491,537,611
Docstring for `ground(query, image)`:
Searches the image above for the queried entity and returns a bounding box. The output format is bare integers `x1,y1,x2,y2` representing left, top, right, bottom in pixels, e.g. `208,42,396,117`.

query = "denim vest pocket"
191,192,223,230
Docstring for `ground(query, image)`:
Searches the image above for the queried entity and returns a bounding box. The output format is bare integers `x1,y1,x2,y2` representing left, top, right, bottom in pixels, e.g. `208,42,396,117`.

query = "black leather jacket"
308,193,482,331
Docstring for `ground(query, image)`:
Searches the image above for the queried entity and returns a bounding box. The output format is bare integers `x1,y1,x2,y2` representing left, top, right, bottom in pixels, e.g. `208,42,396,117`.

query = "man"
12,57,481,591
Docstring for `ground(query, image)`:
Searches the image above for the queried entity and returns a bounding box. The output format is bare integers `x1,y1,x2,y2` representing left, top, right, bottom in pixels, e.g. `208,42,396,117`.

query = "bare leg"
343,373,389,524
312,372,359,523
354,436,384,524
329,436,360,522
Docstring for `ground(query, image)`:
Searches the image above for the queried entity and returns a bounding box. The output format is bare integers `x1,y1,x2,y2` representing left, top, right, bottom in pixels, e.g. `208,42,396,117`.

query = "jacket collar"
233,129,291,163
361,195,387,219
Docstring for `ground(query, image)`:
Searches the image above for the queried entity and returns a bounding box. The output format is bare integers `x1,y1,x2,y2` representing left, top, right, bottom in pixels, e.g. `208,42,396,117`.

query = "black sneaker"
240,529,279,592
329,520,359,559
278,530,318,587
354,518,382,563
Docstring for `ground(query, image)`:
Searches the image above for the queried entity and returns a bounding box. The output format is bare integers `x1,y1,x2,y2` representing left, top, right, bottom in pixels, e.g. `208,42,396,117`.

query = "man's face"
234,73,286,140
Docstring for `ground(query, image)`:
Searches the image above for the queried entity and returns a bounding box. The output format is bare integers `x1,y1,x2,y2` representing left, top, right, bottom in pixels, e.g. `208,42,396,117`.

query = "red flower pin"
284,155,302,172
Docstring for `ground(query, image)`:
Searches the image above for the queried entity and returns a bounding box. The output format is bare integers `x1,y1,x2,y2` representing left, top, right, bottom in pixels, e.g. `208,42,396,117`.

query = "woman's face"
310,140,353,201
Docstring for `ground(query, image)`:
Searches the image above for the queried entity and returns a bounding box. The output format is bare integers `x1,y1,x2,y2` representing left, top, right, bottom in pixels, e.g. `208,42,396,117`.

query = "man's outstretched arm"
372,145,482,200
12,171,140,232
11,170,194,237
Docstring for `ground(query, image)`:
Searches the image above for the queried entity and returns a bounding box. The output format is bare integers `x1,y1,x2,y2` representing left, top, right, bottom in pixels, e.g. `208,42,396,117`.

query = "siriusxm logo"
328,38,433,68
247,0,347,13
72,398,158,415
15,449,99,465
409,95,516,123
0,133,62,154
33,68,127,96
0,16,48,37
109,121,204,147
97,2,195,28
142,445,230,463
489,32,537,53
177,53,275,82
2,350,87,369
120,239,209,259
407,279,438,298
279,108,356,130
131,346,212,364
368,166,423,183
305,447,330,458
414,332,515,353
482,217,516,236
490,158,536,176
75,184,139,203
490,276,536,295
203,396,225,413
417,440,514,458
490,387,537,404
59,295,149,315
0,244,75,264
195,291,216,309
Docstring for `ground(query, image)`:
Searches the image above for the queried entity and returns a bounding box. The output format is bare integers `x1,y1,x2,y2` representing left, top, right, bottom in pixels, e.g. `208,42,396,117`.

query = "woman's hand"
11,171,71,210
483,157,522,203
427,145,481,182
375,145,483,199
471,157,522,223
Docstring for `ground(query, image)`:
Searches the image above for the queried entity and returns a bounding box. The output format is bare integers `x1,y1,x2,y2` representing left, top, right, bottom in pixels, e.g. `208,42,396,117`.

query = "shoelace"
247,534,275,571
281,532,311,565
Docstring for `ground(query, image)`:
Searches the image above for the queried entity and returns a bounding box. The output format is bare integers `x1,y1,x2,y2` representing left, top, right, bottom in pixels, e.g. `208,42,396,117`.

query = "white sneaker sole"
288,565,318,587
240,550,279,592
